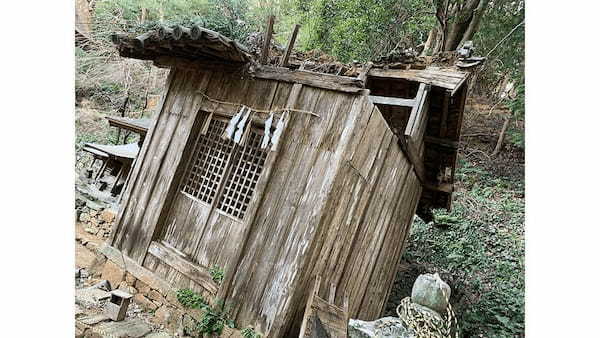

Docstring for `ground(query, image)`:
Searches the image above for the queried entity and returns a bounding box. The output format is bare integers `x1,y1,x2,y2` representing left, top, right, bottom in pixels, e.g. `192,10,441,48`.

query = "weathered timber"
369,95,414,107
250,66,365,93
357,62,373,83
299,276,348,338
259,15,275,64
148,241,218,294
280,24,301,68
439,90,451,138
368,68,468,93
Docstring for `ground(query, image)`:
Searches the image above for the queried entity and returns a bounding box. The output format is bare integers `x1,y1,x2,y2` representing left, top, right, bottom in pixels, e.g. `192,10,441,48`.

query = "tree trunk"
140,7,147,24
444,0,481,51
458,0,490,48
493,115,511,156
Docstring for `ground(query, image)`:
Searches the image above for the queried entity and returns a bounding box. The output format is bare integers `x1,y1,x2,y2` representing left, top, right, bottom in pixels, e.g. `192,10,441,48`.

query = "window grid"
181,119,233,204
217,129,267,219
180,114,269,220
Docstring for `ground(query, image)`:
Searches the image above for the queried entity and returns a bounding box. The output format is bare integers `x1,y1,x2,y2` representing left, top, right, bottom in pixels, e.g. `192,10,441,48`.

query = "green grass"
403,159,525,337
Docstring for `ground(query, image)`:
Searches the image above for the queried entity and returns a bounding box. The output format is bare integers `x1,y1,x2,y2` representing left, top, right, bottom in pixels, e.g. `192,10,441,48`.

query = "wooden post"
439,90,450,138
259,15,275,65
279,24,300,68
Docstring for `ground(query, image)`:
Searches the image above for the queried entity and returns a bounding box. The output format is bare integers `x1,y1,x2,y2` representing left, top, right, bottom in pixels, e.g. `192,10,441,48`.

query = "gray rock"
348,317,416,338
411,273,450,314
93,318,152,338
145,332,173,338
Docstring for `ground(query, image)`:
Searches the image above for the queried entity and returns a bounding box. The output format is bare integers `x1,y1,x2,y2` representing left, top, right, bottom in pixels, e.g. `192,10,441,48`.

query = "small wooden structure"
82,117,150,196
107,25,469,337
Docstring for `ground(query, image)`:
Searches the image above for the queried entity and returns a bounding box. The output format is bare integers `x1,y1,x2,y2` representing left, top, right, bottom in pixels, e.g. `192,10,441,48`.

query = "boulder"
133,293,158,311
101,260,125,291
152,306,182,331
125,272,136,285
100,209,116,223
148,289,167,305
348,317,416,338
135,279,151,295
411,273,450,314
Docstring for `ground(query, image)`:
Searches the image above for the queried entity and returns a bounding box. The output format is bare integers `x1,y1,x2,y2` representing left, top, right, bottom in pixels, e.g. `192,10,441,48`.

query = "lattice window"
217,129,268,219
181,118,234,204
180,113,269,220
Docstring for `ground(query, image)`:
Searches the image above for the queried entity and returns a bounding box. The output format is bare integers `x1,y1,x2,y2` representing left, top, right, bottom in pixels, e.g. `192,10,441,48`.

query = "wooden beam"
424,136,458,149
153,56,244,72
250,65,365,93
100,244,176,300
368,68,468,92
440,90,451,138
259,15,275,64
279,24,300,67
147,241,218,295
397,136,425,184
404,84,427,136
369,95,414,107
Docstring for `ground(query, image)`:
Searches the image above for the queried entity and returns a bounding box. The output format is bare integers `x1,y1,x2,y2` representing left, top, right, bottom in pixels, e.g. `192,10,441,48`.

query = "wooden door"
159,113,271,270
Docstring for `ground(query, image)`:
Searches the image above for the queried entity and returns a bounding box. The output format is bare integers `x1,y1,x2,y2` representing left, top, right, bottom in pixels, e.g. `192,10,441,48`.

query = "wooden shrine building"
106,25,470,337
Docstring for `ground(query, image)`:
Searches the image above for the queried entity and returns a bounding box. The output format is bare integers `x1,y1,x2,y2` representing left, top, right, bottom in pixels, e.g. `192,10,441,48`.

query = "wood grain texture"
110,72,428,337
368,67,468,92
250,65,365,93
148,241,218,294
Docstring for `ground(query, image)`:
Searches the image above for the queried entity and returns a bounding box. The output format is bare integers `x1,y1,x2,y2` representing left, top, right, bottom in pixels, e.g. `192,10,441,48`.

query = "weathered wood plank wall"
111,66,426,337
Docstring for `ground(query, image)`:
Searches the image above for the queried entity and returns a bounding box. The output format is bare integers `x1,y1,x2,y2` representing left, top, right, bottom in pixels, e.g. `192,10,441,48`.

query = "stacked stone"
100,261,183,332
77,202,115,239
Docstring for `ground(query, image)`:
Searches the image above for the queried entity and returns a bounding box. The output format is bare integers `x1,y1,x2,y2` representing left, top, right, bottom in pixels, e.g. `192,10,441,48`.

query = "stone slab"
93,318,152,338
77,313,111,326
145,333,173,338
75,287,111,307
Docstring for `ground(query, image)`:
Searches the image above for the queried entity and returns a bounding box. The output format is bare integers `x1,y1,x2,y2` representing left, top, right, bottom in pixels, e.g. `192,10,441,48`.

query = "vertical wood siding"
111,69,424,337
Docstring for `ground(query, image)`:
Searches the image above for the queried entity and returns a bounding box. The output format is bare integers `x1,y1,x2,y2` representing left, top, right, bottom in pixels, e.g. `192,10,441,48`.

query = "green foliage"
209,265,224,284
176,289,208,309
290,0,434,62
195,299,235,335
176,290,234,335
404,160,525,337
432,209,460,226
506,82,525,149
241,327,262,338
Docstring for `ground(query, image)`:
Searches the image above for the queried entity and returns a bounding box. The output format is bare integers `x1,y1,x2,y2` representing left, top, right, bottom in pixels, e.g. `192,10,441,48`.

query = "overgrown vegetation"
176,288,208,309
391,154,524,337
176,289,236,336
209,265,225,285
195,299,235,336
241,327,262,338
